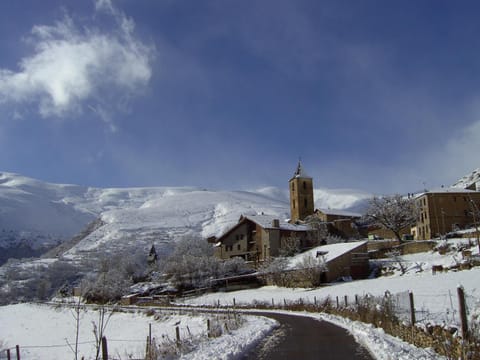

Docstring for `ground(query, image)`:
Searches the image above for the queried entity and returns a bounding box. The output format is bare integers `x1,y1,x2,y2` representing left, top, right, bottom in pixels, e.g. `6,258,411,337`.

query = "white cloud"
0,2,154,123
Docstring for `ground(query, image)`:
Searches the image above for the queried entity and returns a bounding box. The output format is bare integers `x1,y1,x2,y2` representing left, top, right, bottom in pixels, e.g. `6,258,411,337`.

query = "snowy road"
240,312,373,359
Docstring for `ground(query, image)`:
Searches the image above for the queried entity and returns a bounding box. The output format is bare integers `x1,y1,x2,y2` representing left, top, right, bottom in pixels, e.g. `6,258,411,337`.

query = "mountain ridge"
0,172,371,263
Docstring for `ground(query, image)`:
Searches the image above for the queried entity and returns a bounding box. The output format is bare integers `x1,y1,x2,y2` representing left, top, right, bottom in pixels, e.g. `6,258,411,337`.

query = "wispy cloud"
0,0,154,125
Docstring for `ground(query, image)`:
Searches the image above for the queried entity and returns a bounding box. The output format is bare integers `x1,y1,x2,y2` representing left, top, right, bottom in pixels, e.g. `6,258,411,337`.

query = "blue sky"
1,0,480,194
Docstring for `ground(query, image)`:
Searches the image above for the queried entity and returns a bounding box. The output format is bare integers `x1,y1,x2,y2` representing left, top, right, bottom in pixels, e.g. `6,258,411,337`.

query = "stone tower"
289,161,314,222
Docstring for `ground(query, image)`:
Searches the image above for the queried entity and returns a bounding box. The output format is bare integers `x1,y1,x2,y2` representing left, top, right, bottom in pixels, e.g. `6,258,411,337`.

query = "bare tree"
364,194,418,242
279,235,301,257
304,215,329,246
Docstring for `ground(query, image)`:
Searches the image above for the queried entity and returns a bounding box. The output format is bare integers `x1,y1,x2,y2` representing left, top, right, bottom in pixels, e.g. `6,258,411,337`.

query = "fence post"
145,336,150,360
176,326,181,347
283,298,287,308
409,291,415,325
101,337,108,360
233,298,236,307
272,298,274,308
336,296,339,308
355,294,359,306
314,296,317,306
6,349,11,360
207,319,211,338
457,286,469,340
15,345,20,360
344,295,348,307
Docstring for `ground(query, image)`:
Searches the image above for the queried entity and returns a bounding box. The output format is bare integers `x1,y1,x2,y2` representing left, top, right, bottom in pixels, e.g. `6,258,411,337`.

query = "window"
237,244,241,251
240,234,244,240
226,245,233,252
293,199,296,209
292,183,295,192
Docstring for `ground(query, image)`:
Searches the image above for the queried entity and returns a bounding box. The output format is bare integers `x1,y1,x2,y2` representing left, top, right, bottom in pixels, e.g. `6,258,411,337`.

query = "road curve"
241,312,374,360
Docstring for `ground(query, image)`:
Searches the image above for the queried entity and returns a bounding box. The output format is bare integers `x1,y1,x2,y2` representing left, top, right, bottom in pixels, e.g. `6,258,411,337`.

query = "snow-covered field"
0,303,276,360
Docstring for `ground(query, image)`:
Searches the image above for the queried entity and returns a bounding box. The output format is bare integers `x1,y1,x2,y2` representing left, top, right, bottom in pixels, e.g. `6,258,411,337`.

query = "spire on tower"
293,159,310,179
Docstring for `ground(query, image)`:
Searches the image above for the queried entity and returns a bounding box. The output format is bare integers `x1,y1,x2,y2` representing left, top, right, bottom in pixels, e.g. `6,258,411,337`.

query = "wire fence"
0,308,243,360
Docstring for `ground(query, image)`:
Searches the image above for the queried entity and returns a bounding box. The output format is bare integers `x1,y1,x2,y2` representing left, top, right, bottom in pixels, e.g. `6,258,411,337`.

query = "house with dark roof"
209,214,313,263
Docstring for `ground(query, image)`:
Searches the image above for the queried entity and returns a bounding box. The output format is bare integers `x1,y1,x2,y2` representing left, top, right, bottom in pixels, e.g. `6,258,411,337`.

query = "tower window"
293,200,296,209
292,183,295,192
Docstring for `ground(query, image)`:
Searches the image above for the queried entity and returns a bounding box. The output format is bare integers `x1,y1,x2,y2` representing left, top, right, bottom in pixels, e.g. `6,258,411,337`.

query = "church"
209,161,361,263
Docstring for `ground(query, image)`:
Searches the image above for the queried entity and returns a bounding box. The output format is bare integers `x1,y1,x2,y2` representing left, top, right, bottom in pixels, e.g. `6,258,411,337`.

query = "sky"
1,0,480,194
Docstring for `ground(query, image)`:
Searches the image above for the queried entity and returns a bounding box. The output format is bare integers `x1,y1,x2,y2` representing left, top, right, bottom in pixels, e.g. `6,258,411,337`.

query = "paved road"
241,312,374,360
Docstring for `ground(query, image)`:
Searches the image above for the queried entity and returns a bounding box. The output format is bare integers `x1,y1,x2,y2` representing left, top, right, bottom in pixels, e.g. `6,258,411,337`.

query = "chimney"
272,219,280,228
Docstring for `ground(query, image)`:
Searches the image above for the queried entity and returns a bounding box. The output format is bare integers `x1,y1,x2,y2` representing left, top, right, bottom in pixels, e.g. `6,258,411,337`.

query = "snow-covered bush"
163,236,251,291
295,254,327,287
81,256,132,303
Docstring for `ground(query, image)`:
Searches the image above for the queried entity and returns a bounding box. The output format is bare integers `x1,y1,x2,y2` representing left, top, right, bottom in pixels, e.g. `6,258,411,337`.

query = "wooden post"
233,298,236,307
344,295,348,307
15,345,20,360
409,291,416,325
355,294,359,306
176,326,180,347
336,296,339,308
272,298,274,307
217,299,220,307
149,323,152,347
458,286,469,340
149,323,152,359
145,336,150,360
314,296,317,306
6,349,11,360
101,337,108,360
207,319,211,338
283,298,287,307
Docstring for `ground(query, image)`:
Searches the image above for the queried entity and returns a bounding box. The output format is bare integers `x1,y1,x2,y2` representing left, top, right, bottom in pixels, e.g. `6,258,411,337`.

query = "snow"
240,214,310,231
315,207,362,217
0,303,276,359
452,168,480,189
288,241,368,269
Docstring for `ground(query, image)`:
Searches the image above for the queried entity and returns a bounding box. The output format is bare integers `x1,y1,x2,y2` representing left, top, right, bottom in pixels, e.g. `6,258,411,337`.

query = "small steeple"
292,159,311,179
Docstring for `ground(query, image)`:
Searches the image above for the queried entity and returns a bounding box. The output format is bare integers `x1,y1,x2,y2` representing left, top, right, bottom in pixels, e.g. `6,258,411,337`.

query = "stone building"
413,189,480,239
209,214,311,263
314,208,361,238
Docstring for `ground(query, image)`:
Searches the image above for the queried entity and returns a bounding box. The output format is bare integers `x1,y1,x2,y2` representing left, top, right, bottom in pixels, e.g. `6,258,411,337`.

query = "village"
197,161,480,290
113,162,480,307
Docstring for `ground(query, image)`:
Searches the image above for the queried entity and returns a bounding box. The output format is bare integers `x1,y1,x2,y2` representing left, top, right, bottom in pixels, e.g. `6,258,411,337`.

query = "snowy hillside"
452,168,480,189
0,172,370,261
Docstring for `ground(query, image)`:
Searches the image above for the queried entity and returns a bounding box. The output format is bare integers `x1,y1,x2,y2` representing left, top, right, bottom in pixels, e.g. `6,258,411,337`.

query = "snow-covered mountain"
0,172,370,262
452,168,480,189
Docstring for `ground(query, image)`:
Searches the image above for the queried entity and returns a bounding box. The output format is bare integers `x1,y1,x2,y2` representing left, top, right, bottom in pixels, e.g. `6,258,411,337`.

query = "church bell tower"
289,161,314,222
